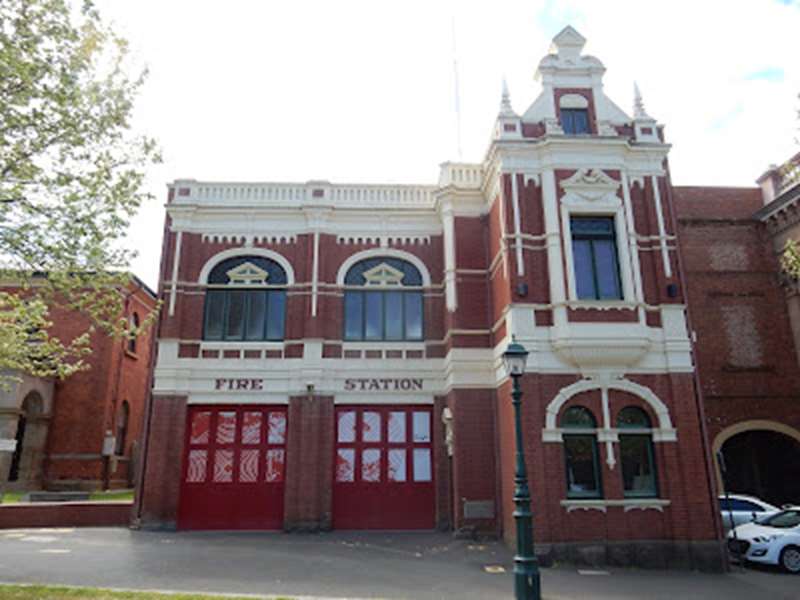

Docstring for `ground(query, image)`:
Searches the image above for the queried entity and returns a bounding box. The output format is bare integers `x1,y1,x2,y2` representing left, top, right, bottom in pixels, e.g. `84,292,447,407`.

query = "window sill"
124,350,139,360
560,498,671,513
200,341,285,350
341,341,426,351
566,300,636,311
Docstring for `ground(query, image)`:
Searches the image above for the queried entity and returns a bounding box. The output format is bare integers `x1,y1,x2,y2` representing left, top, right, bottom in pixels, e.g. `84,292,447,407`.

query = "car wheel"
780,545,800,574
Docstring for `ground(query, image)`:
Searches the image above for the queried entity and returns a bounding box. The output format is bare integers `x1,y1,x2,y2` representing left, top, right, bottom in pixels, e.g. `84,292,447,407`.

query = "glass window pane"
190,411,211,445
216,412,237,444
265,449,285,482
239,449,259,482
213,449,234,482
241,412,262,445
267,412,286,444
388,449,407,482
337,411,356,443
336,448,355,482
413,412,431,442
266,291,286,340
344,292,363,340
246,292,266,340
365,291,384,340
620,435,657,497
385,291,404,340
362,449,381,482
617,406,651,429
388,412,406,443
413,448,432,482
564,435,600,497
186,449,207,482
362,411,381,442
574,109,589,133
404,293,423,340
225,290,246,339
593,239,622,299
204,291,225,340
572,239,596,299
561,406,597,428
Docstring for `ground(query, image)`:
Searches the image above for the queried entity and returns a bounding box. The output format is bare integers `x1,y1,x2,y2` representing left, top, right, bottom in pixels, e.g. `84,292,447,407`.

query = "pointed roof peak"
633,81,651,119
550,25,586,60
499,78,515,117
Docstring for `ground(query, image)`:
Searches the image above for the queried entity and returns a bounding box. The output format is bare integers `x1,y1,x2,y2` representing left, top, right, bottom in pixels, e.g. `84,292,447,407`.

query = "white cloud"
93,0,800,287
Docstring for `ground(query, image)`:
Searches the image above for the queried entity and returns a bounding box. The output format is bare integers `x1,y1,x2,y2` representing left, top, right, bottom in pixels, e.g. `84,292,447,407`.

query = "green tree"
0,0,159,379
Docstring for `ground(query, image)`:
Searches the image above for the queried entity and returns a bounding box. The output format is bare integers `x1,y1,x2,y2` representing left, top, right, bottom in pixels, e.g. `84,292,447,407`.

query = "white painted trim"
168,231,183,317
560,499,670,513
335,248,432,287
311,230,320,316
510,172,524,277
198,247,296,285
543,377,675,434
620,171,645,322
541,170,567,327
650,175,672,278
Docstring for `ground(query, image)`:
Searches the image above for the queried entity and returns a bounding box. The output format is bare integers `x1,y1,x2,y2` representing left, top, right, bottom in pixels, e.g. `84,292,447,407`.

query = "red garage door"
178,405,287,530
333,405,435,529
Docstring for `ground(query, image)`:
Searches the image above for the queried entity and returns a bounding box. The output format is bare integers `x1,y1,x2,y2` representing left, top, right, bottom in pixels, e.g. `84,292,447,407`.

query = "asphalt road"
0,528,797,600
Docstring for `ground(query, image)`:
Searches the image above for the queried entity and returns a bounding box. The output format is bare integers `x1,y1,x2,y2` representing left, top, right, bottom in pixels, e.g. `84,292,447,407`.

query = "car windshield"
759,509,800,529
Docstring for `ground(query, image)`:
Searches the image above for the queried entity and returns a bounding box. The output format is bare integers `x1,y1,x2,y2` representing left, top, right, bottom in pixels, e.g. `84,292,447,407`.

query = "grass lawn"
0,490,134,505
0,584,294,599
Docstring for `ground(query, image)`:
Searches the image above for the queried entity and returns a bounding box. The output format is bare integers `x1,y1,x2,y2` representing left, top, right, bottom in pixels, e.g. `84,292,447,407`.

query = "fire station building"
136,26,733,569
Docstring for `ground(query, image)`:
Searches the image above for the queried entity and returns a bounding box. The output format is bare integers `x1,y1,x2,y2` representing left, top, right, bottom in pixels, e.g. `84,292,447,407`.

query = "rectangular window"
225,290,247,339
570,217,622,300
404,292,423,340
344,292,363,340
620,435,658,498
564,435,602,498
384,291,404,340
561,108,590,134
204,291,226,340
245,292,266,340
364,291,384,340
266,290,286,340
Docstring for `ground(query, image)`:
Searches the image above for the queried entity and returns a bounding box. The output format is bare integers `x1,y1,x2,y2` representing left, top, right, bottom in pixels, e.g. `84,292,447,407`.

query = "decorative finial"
633,82,650,119
499,78,515,117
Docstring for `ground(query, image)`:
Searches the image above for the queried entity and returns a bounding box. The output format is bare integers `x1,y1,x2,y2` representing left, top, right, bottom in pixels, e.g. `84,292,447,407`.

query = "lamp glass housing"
503,341,529,377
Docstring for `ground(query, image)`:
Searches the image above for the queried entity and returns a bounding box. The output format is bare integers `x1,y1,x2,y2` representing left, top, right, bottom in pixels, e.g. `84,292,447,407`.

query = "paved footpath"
0,528,797,599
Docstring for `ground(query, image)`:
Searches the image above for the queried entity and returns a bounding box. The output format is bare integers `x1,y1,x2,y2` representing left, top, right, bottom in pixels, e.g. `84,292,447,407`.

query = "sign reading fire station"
344,378,423,391
215,378,264,390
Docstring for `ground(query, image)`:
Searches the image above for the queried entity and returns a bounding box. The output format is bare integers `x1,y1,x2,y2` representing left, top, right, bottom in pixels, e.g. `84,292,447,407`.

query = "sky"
93,0,800,289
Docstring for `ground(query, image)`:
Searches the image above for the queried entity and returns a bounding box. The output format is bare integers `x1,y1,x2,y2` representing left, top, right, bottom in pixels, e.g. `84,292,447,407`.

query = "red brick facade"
135,27,752,570
1,279,157,491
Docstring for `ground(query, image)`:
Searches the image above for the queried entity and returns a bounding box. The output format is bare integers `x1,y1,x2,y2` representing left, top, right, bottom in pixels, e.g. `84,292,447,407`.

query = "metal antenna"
451,13,463,161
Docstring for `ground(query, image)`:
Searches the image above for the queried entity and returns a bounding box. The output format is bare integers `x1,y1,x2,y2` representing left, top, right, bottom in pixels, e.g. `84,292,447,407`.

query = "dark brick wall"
138,395,187,529
675,186,800,442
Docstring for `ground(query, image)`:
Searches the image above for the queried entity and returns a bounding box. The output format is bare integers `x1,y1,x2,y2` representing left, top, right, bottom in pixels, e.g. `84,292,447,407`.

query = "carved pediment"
226,261,268,285
362,262,405,286
560,169,621,204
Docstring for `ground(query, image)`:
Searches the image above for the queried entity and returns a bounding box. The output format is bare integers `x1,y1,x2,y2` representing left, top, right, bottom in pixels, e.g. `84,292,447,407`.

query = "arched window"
115,401,130,455
343,257,424,341
561,406,602,498
617,406,657,498
127,313,139,354
203,256,287,341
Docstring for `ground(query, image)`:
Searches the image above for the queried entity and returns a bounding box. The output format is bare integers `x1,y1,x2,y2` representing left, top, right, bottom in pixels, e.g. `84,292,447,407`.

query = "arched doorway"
7,392,45,486
715,422,800,507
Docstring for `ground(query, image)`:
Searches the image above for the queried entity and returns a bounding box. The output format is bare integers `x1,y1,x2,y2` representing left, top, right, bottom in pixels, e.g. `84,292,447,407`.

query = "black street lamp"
502,339,541,600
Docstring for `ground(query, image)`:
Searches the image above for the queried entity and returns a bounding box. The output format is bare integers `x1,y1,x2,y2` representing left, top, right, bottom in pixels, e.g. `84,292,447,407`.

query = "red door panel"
178,405,287,530
333,406,435,529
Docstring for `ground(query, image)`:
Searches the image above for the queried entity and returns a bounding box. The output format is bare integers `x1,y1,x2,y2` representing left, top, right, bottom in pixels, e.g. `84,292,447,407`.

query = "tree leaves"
0,0,160,380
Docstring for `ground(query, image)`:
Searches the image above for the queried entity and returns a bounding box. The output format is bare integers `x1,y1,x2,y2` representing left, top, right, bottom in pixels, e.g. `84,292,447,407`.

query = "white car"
727,508,800,573
718,494,780,532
